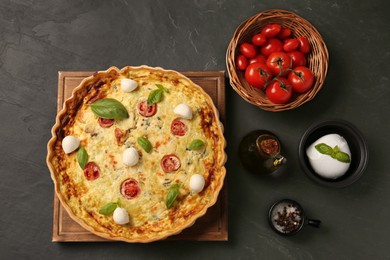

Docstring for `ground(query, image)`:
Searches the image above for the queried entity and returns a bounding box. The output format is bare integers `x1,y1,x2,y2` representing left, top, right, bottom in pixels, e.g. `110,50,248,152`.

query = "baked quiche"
47,66,226,242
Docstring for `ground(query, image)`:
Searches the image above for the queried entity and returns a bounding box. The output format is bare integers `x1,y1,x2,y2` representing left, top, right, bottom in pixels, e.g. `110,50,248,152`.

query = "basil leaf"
89,98,129,119
315,143,351,163
147,84,169,105
188,139,205,150
315,143,334,156
99,202,119,215
170,183,181,190
137,137,152,153
77,146,88,169
147,89,163,105
331,145,340,159
166,183,181,209
156,84,169,93
335,151,351,163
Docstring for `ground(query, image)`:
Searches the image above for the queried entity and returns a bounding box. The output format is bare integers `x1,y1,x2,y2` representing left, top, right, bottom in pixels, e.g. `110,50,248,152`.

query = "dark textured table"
1,0,389,259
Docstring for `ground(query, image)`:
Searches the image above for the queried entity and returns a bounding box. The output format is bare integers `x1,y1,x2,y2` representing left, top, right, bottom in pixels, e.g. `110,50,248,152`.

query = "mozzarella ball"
62,136,80,154
190,174,205,194
306,134,351,179
121,78,138,93
123,147,139,166
174,104,193,120
113,207,129,225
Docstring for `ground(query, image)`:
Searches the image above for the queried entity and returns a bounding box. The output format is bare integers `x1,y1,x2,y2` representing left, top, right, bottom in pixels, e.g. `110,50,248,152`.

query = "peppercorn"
274,205,302,233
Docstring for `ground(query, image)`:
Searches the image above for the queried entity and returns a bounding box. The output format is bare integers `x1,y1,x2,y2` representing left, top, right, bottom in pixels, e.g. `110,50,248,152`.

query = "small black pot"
268,199,321,236
299,119,369,188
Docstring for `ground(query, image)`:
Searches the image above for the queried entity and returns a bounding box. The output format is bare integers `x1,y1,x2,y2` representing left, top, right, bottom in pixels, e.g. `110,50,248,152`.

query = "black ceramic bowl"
299,119,369,188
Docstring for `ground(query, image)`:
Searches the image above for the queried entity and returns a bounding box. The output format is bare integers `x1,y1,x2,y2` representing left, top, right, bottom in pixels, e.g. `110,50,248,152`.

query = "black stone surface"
1,0,389,259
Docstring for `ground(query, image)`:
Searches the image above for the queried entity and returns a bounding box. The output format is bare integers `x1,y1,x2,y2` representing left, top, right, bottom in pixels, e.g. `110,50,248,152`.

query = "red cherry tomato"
252,33,267,46
265,78,293,104
239,43,257,59
266,52,291,76
137,100,157,117
261,23,282,38
283,38,300,52
120,178,141,199
236,55,248,70
277,28,291,39
161,154,181,172
260,38,283,57
287,51,307,68
249,54,267,64
297,36,310,54
83,162,100,181
98,117,114,128
244,62,273,89
171,119,187,136
288,66,314,93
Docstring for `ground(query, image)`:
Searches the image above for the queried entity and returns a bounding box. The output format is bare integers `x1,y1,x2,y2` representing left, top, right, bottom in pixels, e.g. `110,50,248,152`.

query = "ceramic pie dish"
46,66,227,242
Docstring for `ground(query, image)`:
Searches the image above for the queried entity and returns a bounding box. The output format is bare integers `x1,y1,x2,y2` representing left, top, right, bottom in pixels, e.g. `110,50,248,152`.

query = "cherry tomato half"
252,33,267,46
266,52,291,76
120,178,141,200
288,66,314,93
84,162,101,181
287,51,307,68
265,78,293,104
137,100,157,117
239,42,257,59
98,118,114,128
283,38,300,52
244,62,273,89
171,119,187,136
297,36,310,54
260,38,283,57
261,24,282,38
161,154,181,172
236,55,248,70
249,54,267,65
277,28,291,39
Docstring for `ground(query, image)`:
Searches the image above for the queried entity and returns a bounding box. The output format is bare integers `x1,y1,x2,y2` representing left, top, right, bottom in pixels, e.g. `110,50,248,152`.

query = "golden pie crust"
46,66,226,242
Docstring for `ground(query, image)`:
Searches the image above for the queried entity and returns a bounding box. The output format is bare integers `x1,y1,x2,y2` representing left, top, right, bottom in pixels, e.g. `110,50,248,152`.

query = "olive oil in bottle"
238,130,286,175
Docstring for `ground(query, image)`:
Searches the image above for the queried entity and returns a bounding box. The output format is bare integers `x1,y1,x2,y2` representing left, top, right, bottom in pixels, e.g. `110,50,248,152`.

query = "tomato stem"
290,69,305,83
264,78,275,89
275,78,291,92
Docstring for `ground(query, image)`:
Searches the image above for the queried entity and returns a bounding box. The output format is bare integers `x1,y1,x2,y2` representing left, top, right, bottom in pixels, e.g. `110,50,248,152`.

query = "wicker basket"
226,9,329,112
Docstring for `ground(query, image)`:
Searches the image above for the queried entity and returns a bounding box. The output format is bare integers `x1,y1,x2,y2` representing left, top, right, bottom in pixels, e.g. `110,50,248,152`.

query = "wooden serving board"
52,70,227,242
